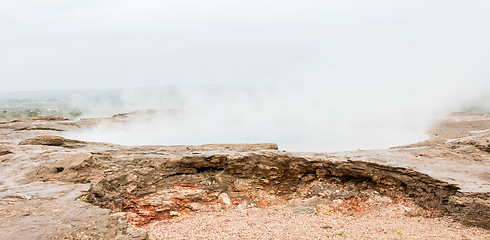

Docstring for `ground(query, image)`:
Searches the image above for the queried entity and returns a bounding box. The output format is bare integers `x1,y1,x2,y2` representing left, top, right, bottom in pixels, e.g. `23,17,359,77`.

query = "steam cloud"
3,0,487,151
65,79,487,152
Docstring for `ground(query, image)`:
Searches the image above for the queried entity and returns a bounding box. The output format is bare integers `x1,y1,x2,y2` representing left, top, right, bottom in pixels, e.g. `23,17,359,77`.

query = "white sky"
0,0,489,92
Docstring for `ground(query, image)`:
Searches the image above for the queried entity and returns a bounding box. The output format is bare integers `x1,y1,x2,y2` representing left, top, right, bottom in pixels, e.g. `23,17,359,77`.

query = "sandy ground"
144,201,489,240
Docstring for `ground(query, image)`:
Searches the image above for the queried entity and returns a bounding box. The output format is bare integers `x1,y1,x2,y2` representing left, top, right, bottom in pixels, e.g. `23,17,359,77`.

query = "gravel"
144,201,489,240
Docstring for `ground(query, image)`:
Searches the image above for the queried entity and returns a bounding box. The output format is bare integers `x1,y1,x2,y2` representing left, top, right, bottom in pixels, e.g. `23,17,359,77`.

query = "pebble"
218,193,232,206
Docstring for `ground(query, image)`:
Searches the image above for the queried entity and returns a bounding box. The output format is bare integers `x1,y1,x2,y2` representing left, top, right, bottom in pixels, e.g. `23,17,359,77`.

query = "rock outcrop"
0,113,489,239
19,135,87,148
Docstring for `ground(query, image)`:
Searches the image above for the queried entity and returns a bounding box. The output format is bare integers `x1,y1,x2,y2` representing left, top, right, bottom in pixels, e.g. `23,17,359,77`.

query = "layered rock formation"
0,113,489,239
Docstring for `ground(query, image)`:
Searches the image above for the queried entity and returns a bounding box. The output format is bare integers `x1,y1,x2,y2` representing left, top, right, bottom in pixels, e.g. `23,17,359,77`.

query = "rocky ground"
0,113,489,239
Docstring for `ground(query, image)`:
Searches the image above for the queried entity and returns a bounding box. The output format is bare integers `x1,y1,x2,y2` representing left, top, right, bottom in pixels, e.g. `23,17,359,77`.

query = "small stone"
312,162,323,167
316,204,332,214
125,223,149,238
218,193,232,206
155,200,175,209
209,192,220,197
233,179,251,192
126,212,145,225
260,179,270,184
126,184,137,193
169,211,179,217
126,173,138,182
236,202,249,212
316,169,328,177
374,195,392,203
189,202,204,211
301,174,316,182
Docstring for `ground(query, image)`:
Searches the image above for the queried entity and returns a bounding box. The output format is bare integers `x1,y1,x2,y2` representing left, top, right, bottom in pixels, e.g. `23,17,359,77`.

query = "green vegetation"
0,108,83,121
0,98,83,121
0,88,126,121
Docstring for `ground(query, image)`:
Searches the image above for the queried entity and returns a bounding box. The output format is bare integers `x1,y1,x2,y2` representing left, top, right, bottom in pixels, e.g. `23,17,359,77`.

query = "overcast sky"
0,0,489,92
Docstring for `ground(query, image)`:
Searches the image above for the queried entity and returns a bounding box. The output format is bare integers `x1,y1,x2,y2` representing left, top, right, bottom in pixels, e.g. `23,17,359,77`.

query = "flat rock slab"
331,148,490,193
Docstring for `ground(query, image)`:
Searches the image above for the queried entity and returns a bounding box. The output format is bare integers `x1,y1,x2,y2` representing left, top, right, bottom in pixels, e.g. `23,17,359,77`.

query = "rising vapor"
2,0,487,151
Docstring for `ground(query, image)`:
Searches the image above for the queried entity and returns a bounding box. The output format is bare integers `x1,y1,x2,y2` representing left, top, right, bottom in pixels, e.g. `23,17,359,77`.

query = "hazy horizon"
1,0,489,151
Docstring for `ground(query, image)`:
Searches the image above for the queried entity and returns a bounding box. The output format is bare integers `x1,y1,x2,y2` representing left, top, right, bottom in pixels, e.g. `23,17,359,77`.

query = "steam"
65,79,487,152
3,0,487,151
